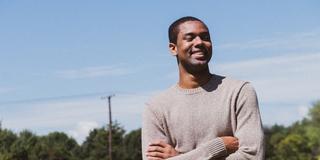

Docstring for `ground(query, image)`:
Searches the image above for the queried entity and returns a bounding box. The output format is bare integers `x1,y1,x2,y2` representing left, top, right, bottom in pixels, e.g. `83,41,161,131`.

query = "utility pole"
101,94,115,160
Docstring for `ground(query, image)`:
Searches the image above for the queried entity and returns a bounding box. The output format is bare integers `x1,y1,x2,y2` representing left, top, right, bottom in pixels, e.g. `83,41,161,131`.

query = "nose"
194,36,204,46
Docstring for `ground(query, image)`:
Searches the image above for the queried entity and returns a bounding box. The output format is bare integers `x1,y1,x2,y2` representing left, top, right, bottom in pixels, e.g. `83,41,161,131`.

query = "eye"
184,35,195,42
200,34,211,41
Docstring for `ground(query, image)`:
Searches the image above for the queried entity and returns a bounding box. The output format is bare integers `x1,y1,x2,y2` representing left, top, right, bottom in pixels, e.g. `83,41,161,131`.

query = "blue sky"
1,0,320,143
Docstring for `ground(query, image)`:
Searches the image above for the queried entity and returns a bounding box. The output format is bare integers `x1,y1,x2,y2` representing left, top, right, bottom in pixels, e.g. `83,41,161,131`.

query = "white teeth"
193,52,204,55
193,50,205,53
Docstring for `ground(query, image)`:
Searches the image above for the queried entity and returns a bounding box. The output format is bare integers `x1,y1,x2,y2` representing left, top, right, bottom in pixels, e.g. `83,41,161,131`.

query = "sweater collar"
174,74,218,95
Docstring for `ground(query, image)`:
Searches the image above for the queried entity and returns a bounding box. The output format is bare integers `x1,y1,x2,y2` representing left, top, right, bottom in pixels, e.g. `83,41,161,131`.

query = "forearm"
226,146,264,160
225,125,265,160
167,138,227,160
225,133,264,160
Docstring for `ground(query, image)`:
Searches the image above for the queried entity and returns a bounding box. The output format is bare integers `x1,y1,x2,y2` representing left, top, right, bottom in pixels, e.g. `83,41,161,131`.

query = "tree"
275,133,311,160
80,122,126,160
306,101,320,159
34,132,80,160
309,101,320,126
10,130,38,160
264,124,288,159
265,101,320,160
0,128,18,159
122,128,142,160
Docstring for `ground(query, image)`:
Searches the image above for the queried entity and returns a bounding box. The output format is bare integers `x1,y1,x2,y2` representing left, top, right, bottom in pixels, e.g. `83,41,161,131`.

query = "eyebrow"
183,31,209,36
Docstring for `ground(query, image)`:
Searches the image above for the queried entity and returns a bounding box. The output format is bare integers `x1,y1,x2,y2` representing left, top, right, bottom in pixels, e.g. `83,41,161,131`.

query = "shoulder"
144,86,176,113
214,74,250,91
147,86,176,104
213,74,257,98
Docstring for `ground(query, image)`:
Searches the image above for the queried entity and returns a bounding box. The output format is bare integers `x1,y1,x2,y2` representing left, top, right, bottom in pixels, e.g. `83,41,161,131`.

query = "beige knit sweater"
142,74,264,160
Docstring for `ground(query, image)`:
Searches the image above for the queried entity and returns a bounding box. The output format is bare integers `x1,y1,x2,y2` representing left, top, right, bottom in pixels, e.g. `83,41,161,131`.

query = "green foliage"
122,128,142,160
10,130,38,160
0,122,143,160
0,130,81,160
35,132,81,160
0,129,17,153
264,124,288,159
265,101,320,160
276,133,311,160
80,122,126,160
309,101,320,126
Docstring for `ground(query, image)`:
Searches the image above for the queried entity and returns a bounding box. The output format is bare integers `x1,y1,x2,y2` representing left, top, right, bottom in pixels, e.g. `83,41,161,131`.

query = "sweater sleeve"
226,83,265,160
167,138,227,160
142,102,228,160
142,102,171,160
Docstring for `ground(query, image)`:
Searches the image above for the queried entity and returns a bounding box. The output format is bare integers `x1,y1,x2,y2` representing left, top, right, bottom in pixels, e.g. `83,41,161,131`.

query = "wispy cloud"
297,105,310,118
214,52,320,103
1,98,106,130
56,65,134,79
219,29,320,51
212,52,320,125
0,92,153,144
68,121,99,144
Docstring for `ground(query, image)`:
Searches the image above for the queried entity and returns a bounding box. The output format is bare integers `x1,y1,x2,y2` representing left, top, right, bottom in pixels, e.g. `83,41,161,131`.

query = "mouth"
191,48,207,54
191,50,207,59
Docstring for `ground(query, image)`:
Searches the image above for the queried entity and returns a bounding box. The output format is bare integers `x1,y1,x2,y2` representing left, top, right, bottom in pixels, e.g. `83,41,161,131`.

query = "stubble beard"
179,57,210,75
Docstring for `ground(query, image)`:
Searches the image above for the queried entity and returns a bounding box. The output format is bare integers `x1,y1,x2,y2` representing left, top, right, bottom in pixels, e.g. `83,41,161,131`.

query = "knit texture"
142,74,265,160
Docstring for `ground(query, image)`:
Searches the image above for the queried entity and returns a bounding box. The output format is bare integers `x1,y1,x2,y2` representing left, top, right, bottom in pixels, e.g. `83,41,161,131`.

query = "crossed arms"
145,137,239,160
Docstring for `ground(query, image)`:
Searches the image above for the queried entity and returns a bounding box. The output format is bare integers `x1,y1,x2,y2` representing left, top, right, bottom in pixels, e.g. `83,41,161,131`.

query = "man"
142,16,264,160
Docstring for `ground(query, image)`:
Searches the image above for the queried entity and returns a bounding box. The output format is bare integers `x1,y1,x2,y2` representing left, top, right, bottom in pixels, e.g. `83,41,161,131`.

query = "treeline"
1,101,320,160
265,101,320,160
0,123,141,160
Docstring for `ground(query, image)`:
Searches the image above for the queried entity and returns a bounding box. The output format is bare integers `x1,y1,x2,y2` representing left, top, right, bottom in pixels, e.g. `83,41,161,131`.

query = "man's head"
168,16,208,45
168,16,212,73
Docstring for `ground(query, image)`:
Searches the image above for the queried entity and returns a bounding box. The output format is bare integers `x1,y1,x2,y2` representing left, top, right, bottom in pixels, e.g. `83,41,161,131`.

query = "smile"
191,53,206,60
191,49,207,54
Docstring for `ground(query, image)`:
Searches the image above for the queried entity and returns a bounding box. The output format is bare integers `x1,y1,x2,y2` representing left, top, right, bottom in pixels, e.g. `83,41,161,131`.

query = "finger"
146,151,165,158
157,141,169,148
147,146,166,153
147,156,164,160
234,140,239,146
147,155,163,160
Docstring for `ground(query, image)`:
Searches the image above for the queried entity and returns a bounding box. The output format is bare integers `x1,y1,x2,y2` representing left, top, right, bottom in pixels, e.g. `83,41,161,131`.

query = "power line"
0,91,151,106
0,91,110,105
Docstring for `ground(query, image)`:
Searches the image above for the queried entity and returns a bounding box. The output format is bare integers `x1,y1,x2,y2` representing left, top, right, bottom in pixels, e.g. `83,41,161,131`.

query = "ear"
169,43,178,56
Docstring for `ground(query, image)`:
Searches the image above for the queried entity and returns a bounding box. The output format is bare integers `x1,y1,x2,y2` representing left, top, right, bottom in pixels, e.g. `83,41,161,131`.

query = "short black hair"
168,16,207,44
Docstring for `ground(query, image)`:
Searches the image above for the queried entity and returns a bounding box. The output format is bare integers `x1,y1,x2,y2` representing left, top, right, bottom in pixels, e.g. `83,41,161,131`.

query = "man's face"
171,20,212,73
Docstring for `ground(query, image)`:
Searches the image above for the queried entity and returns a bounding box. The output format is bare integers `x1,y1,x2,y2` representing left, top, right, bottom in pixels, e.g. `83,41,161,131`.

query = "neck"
178,65,212,89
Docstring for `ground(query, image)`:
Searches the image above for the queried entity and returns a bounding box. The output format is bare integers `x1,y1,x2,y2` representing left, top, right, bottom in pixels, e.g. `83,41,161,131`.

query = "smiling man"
142,16,265,160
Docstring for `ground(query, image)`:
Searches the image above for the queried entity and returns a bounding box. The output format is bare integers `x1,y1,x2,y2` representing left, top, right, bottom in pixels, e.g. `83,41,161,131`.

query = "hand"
146,140,179,160
221,136,239,154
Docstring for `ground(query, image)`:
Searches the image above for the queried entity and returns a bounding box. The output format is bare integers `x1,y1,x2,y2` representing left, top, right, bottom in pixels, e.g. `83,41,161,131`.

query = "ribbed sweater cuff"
207,138,228,158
